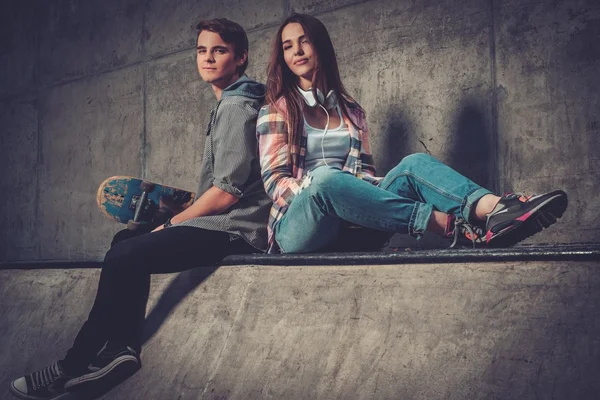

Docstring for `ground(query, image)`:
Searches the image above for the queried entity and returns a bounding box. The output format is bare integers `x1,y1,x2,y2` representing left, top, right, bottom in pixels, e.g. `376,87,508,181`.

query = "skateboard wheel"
140,181,155,193
127,219,141,231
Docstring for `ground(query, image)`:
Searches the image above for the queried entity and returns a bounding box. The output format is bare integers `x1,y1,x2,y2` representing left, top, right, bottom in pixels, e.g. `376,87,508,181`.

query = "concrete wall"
1,0,599,261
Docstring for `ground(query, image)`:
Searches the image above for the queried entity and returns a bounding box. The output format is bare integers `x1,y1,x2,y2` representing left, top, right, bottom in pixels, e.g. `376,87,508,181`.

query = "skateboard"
96,176,195,230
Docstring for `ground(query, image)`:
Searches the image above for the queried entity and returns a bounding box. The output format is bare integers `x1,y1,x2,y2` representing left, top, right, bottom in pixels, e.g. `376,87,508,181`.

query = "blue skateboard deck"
97,176,195,228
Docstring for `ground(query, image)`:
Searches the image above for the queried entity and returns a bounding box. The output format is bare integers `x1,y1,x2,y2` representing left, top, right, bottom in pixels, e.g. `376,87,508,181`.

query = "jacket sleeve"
256,104,304,207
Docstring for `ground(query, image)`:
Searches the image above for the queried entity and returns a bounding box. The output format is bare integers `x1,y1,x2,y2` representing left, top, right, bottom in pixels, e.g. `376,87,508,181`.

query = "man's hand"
151,185,239,231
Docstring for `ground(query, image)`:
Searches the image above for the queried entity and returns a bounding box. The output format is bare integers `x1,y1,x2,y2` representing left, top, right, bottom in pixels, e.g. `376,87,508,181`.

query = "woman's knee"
395,153,436,172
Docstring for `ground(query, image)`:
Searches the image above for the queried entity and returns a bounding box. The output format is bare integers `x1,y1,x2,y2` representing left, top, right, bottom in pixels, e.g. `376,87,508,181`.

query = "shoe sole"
63,355,139,391
9,382,73,400
487,190,568,247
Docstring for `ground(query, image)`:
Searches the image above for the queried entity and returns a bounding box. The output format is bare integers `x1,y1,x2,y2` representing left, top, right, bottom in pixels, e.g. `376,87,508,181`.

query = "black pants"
61,226,255,371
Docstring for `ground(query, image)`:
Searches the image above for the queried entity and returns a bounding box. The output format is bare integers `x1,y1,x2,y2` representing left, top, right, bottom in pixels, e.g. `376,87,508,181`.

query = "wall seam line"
0,23,281,105
142,66,148,179
34,5,42,260
142,0,148,179
489,0,500,194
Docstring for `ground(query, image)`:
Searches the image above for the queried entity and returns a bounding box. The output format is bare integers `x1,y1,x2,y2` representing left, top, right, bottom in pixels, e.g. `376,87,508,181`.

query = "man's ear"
238,50,248,66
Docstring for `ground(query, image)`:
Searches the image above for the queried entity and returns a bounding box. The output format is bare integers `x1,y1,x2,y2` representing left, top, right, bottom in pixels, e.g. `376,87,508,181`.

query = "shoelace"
30,362,62,391
449,218,485,248
517,194,533,203
503,192,533,203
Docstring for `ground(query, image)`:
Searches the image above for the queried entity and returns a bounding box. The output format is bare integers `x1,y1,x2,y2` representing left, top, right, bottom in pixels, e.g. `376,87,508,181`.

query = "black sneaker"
445,215,486,248
10,361,72,399
485,190,568,247
63,343,140,391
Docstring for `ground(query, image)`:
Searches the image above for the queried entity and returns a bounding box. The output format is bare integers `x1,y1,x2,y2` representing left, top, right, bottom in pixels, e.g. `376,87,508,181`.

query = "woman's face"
281,22,316,86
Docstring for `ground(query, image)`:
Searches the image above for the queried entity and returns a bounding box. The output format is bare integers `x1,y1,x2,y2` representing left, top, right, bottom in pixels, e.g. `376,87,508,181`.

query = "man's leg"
110,225,154,246
64,226,253,368
57,225,158,373
11,226,253,399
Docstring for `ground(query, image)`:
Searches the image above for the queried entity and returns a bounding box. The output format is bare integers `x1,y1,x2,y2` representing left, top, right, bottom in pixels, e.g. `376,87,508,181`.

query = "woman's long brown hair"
266,13,363,161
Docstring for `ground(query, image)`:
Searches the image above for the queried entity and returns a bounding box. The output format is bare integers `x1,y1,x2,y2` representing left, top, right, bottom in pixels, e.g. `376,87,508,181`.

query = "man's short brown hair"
196,18,249,75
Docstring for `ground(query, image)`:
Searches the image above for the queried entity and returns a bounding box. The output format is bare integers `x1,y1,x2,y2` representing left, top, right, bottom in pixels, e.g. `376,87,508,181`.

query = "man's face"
196,30,245,87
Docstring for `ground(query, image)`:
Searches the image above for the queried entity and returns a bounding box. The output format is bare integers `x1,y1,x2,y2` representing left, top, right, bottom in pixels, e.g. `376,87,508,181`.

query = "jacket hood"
221,75,266,100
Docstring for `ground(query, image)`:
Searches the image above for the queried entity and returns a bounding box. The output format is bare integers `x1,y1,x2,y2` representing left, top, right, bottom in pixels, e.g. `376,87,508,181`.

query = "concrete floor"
1,261,599,400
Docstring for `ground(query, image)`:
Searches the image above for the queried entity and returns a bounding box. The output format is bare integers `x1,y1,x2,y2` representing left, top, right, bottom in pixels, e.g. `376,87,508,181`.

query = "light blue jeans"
274,153,493,253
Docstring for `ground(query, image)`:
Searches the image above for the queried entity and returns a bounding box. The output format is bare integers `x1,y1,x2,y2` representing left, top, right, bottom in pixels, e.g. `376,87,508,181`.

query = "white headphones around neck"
297,86,338,110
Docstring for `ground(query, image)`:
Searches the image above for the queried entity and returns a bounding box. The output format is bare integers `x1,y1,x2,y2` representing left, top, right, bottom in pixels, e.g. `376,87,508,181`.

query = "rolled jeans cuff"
409,202,433,239
463,188,494,224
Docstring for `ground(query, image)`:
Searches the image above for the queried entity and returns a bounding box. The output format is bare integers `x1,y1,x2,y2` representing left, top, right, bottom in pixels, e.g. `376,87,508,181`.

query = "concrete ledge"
1,260,599,399
2,244,599,269
224,244,600,266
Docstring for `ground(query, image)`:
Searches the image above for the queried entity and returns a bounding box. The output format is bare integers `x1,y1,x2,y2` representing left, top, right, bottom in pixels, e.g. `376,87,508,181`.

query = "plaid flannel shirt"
256,97,379,252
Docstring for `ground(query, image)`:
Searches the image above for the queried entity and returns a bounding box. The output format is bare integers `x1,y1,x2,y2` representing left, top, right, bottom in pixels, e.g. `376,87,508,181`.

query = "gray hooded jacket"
177,75,270,251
